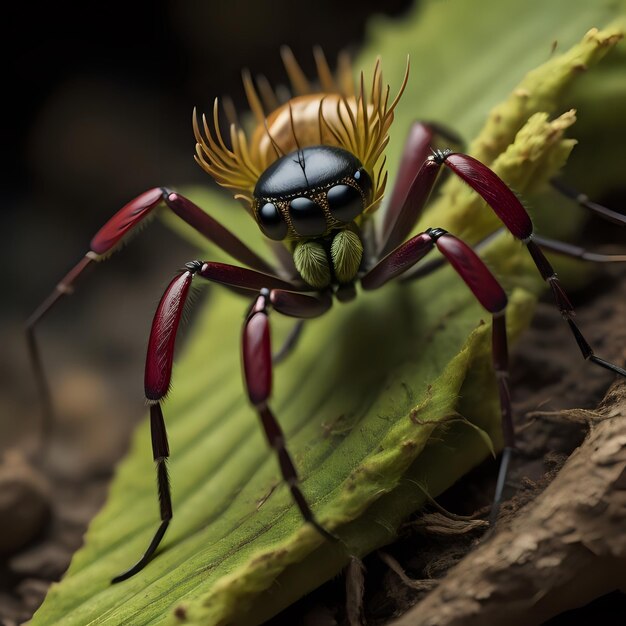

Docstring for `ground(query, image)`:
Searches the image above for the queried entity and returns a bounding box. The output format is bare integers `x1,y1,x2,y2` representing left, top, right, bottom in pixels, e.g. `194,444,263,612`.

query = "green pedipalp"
293,241,331,288
330,230,364,284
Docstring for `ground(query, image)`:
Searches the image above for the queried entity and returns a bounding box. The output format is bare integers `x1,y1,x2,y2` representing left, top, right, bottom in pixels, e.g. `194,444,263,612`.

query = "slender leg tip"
111,570,133,585
487,505,500,530
110,557,150,584
109,520,171,585
488,445,515,531
590,355,626,378
310,520,339,544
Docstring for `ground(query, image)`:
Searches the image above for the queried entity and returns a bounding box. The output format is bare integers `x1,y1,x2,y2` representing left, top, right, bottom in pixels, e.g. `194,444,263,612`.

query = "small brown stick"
346,557,366,626
378,551,437,592
389,380,626,626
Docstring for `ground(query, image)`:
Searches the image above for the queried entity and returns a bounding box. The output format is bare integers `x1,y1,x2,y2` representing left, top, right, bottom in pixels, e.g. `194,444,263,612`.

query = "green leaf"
32,3,625,625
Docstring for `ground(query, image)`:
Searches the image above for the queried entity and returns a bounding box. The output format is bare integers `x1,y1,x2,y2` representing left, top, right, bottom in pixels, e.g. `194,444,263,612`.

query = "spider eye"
257,202,288,240
289,197,327,237
326,184,364,223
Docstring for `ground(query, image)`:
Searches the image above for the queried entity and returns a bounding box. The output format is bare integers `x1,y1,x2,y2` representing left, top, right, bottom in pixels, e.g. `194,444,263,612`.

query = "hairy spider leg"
243,289,336,538
443,152,626,377
112,262,331,583
379,147,626,378
362,229,513,512
381,121,624,264
379,124,441,257
379,121,463,257
363,148,626,519
26,188,277,450
400,229,626,282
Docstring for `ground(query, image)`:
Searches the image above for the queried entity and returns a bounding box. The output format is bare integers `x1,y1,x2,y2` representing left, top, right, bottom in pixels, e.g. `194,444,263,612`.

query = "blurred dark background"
2,0,411,454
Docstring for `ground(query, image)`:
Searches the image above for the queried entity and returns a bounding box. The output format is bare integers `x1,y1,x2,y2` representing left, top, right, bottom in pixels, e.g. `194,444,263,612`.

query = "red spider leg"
361,232,436,290
381,123,436,239
112,268,192,584
256,291,330,362
30,188,274,326
400,229,626,283
431,232,512,516
551,178,626,226
399,228,505,282
267,285,334,363
242,289,336,544
379,122,464,258
113,263,329,583
26,189,277,442
378,124,441,258
362,228,513,514
442,151,626,377
25,255,94,444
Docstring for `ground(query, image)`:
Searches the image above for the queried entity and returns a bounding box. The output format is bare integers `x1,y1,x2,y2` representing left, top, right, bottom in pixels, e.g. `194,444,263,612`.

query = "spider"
26,48,626,584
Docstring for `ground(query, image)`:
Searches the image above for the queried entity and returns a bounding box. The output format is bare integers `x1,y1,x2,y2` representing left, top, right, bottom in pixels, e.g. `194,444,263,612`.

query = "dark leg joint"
289,485,339,543
568,316,626,376
184,260,204,274
429,148,452,165
567,319,593,359
425,227,448,241
590,355,626,377
246,289,271,319
548,277,574,316
526,239,555,281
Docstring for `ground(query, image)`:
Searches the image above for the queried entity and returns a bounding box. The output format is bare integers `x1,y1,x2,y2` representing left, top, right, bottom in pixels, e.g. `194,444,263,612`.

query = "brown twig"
389,381,626,626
